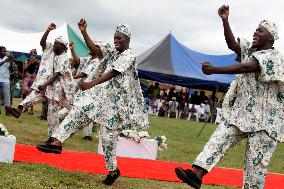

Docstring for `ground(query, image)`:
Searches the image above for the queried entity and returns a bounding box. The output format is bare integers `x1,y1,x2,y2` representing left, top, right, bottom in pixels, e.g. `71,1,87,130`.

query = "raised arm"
40,23,56,50
218,5,241,54
78,19,103,57
201,60,260,75
69,41,80,65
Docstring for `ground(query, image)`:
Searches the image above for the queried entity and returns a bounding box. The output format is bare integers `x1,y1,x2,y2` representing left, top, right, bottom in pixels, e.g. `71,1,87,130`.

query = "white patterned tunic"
74,55,101,84
220,38,284,142
31,43,53,91
73,43,149,130
42,43,76,103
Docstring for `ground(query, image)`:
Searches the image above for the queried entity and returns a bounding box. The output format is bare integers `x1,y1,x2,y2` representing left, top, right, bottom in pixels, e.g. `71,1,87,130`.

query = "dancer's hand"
38,84,47,92
47,23,56,31
79,81,94,91
69,41,74,50
201,62,216,75
78,19,87,31
218,5,229,20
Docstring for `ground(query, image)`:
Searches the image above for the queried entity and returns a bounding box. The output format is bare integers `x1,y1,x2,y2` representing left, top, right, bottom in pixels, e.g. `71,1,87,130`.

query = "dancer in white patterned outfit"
37,19,149,185
175,5,284,189
17,23,76,138
61,41,106,140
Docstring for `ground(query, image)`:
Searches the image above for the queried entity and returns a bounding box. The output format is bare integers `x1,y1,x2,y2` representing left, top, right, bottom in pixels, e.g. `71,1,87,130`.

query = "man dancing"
61,41,105,140
37,19,149,185
17,23,76,137
175,5,284,189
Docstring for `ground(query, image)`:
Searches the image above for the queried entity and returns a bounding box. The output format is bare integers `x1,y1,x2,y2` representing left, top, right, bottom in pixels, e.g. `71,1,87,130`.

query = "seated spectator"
178,100,189,119
158,101,168,117
197,103,209,122
156,97,164,116
168,97,178,118
149,97,158,115
188,104,198,121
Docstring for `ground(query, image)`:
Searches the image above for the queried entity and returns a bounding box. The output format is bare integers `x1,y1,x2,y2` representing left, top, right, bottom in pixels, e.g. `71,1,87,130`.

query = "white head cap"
55,36,68,47
115,23,131,38
259,20,279,40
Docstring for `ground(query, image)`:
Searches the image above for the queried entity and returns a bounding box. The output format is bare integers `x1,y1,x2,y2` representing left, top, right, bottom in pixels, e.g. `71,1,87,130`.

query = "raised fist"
48,23,56,31
78,19,87,31
218,5,229,20
201,62,216,75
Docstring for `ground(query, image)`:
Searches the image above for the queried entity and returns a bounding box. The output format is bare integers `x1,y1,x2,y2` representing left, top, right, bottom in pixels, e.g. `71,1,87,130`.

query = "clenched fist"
78,19,87,31
218,5,229,20
201,62,216,75
47,23,56,31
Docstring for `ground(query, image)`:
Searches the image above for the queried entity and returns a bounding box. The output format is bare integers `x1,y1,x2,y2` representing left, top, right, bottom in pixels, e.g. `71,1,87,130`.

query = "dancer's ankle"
109,169,118,176
17,105,23,113
51,139,61,146
193,165,208,179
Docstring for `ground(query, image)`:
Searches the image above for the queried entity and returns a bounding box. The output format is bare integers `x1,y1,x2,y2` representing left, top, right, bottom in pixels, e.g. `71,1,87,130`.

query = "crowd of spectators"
0,46,47,119
144,82,222,122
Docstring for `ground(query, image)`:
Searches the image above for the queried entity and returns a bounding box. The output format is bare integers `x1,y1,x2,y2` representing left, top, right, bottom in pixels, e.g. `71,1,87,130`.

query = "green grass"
0,99,283,188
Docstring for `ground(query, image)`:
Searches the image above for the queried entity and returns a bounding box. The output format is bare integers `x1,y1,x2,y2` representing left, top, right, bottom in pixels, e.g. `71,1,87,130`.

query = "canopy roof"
137,34,238,89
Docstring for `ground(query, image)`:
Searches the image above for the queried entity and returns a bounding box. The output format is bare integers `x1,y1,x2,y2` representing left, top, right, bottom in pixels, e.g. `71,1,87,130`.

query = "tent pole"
197,85,219,137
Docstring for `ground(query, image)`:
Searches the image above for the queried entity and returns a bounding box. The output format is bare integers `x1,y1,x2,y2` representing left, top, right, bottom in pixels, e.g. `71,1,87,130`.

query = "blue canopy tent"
137,34,238,91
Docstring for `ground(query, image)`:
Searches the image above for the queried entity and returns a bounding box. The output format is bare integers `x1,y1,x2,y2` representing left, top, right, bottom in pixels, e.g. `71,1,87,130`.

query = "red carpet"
15,144,284,188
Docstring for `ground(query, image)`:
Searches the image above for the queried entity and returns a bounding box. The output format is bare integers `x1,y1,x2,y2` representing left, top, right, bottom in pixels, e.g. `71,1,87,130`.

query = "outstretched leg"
18,90,46,114
176,122,247,188
36,106,92,153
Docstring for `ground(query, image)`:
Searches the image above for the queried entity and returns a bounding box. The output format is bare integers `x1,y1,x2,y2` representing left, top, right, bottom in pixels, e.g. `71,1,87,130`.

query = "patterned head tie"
55,36,68,47
259,20,279,40
115,23,131,39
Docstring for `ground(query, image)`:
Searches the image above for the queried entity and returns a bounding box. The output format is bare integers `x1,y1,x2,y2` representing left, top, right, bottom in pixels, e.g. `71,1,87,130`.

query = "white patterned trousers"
52,106,119,171
193,122,277,189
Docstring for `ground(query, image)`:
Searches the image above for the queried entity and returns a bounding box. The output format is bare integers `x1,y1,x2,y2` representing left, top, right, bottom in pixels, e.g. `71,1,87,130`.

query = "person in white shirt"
0,46,19,118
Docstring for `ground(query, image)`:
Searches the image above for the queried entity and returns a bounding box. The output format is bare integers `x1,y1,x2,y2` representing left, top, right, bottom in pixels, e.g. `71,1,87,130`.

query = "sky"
0,0,284,55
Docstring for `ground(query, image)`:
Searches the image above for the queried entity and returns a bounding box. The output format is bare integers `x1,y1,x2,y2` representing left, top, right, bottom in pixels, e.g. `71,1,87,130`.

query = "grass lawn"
0,99,283,188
